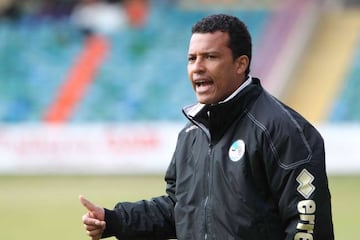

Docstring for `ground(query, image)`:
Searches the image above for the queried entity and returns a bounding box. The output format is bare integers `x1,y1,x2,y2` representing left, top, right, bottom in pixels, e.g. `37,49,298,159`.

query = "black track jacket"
102,78,334,240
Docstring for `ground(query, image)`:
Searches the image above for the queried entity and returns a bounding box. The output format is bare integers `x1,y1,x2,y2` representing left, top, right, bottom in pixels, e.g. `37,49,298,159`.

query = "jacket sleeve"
101,162,177,239
263,119,334,240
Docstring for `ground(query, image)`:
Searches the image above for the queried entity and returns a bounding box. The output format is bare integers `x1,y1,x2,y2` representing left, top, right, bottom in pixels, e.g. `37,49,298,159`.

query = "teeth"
195,81,205,86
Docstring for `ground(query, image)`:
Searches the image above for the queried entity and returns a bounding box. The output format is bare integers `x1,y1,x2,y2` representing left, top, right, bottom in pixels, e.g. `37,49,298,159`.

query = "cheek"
213,68,230,84
214,70,237,92
213,62,232,77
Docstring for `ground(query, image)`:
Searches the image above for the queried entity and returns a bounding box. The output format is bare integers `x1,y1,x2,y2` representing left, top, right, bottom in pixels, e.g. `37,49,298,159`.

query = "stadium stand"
0,20,83,122
1,0,359,123
0,3,269,122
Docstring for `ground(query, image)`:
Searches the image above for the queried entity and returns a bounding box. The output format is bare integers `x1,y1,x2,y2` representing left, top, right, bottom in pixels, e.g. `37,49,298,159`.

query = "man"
80,14,334,239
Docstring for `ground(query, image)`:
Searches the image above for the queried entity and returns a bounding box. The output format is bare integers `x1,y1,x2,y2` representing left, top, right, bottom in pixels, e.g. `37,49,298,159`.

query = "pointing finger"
79,195,97,212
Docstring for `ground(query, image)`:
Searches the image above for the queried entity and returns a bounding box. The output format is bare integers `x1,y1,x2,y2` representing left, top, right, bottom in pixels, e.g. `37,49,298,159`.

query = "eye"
188,55,196,63
206,54,217,60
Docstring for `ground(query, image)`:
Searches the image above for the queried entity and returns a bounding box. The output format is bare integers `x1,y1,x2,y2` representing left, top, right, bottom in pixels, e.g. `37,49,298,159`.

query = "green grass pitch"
0,174,358,239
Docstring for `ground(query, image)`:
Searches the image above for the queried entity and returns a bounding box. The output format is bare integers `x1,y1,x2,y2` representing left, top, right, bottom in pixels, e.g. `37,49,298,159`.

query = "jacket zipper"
204,143,213,239
186,113,213,239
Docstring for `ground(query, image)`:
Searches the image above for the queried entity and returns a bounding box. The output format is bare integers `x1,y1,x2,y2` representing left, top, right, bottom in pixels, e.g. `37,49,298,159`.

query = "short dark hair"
191,14,252,75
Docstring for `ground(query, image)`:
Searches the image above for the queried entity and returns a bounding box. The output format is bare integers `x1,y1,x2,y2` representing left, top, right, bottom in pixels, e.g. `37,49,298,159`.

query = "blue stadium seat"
0,7,269,122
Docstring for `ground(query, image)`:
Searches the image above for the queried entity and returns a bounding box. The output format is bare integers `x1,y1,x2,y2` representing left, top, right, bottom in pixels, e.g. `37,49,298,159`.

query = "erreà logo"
294,169,316,240
228,139,245,162
296,169,315,199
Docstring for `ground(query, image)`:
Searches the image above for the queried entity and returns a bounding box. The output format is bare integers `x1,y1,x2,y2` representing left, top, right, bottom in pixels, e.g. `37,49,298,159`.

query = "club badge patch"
228,139,245,162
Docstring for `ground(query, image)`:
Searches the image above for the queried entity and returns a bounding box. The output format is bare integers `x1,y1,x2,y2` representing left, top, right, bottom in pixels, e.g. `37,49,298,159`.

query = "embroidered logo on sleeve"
296,169,315,199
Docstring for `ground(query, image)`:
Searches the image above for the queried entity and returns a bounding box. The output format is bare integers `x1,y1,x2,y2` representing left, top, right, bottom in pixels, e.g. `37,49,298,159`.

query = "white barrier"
0,123,182,174
318,124,360,175
0,123,358,174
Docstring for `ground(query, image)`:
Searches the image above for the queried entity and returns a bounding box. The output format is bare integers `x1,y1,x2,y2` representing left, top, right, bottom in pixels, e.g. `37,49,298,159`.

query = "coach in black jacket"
80,14,334,240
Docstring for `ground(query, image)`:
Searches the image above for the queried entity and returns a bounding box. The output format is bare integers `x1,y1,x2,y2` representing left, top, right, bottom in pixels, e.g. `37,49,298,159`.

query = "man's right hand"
79,195,106,240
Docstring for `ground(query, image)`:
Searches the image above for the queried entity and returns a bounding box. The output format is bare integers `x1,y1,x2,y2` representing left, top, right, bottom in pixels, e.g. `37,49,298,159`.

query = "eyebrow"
188,51,220,56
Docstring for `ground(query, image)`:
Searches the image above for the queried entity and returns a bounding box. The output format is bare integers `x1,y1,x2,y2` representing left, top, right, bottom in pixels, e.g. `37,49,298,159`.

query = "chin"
196,94,219,105
198,99,215,105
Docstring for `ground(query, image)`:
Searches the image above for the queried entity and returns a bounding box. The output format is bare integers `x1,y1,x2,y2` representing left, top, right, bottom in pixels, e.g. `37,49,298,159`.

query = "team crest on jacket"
229,139,245,162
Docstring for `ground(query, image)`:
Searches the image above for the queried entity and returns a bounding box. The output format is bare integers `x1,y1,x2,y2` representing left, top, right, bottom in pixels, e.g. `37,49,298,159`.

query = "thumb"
79,195,97,212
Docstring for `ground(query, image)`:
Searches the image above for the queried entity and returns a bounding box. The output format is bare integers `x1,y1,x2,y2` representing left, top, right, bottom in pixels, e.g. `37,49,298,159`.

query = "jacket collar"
183,78,263,143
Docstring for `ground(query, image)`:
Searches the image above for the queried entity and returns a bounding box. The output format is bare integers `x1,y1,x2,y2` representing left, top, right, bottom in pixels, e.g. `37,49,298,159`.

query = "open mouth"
194,80,214,93
195,80,213,87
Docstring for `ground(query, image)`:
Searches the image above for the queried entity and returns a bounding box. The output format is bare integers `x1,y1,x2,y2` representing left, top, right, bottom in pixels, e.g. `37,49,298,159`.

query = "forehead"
188,31,230,53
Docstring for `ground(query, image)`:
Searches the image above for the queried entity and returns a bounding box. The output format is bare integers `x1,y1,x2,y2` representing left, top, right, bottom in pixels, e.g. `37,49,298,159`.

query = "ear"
235,55,249,75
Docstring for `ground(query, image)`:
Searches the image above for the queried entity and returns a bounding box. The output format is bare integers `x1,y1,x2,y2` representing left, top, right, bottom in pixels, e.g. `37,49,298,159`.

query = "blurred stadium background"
0,0,359,239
